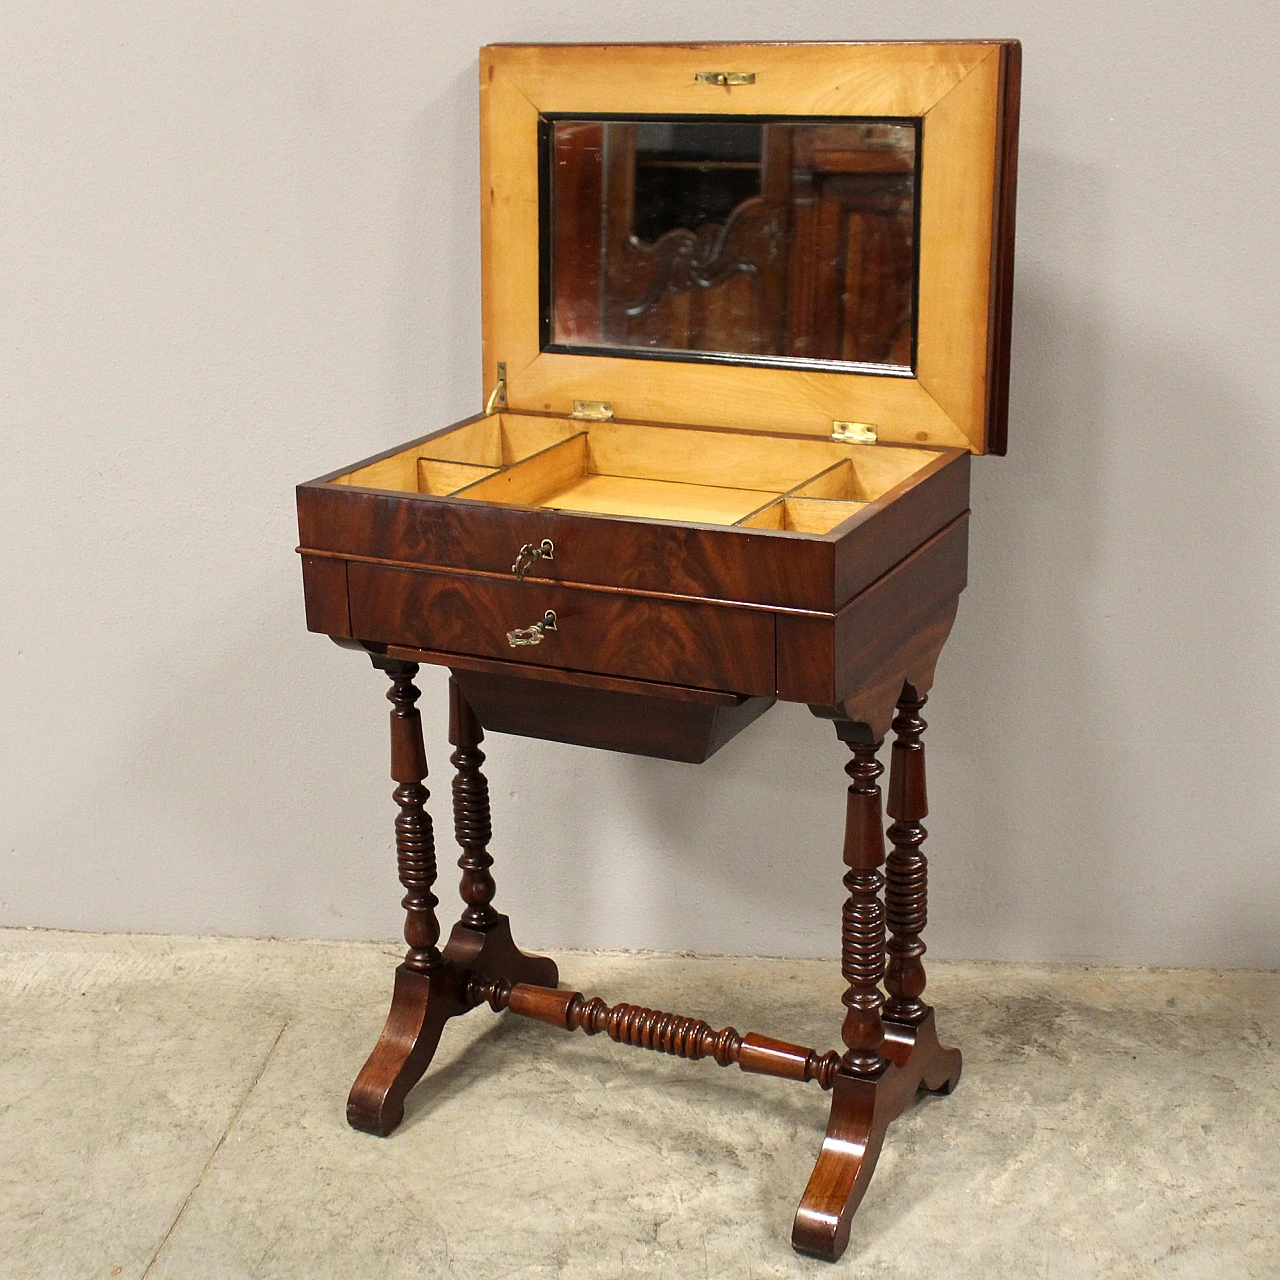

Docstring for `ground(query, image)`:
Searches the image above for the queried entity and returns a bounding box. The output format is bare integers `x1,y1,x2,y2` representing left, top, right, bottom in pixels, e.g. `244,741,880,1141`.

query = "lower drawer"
347,563,776,696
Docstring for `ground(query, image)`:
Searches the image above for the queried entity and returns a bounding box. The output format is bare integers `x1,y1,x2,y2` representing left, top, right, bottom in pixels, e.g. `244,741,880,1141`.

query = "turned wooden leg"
449,677,498,929
885,684,930,1026
440,677,558,985
793,736,888,1257
793,716,961,1262
837,741,889,1077
349,668,558,1137
348,660,463,1136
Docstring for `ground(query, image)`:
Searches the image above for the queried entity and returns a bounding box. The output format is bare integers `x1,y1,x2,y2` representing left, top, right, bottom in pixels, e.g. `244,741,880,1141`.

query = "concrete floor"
2,931,1277,1280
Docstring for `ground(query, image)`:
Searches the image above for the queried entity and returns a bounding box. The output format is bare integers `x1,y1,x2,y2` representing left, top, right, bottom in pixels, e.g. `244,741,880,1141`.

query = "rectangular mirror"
543,116,920,375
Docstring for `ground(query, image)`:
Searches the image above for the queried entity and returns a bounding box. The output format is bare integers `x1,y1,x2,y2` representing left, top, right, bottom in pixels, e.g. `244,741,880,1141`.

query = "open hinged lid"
479,41,1019,455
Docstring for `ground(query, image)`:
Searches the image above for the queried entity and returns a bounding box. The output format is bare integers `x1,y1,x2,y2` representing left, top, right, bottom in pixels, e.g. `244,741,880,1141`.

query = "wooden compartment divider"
740,497,869,534
450,434,590,507
416,459,498,495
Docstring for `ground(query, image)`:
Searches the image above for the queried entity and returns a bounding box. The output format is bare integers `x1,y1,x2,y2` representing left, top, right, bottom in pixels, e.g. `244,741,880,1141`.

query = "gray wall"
4,3,1278,967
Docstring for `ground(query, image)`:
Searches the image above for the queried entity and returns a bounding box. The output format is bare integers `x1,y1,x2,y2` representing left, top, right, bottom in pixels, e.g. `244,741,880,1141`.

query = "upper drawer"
347,563,776,696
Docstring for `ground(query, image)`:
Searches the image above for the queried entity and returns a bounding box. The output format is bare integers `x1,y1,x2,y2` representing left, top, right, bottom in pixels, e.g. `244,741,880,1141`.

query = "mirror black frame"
536,112,924,378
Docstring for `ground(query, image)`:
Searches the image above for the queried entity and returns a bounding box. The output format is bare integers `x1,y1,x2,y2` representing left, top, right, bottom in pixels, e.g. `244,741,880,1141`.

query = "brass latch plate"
571,400,614,422
832,420,878,444
695,71,756,87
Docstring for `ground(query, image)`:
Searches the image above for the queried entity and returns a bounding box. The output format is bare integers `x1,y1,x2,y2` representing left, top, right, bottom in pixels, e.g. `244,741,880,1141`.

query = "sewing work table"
296,40,1020,1261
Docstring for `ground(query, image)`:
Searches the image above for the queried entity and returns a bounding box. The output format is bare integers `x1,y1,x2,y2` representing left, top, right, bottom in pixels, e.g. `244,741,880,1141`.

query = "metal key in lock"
506,610,558,647
512,538,554,582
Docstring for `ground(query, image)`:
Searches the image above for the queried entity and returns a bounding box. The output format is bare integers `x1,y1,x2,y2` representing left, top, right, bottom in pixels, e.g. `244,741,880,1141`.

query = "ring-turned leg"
884,685,960,1101
793,705,963,1261
882,697,963,1121
348,668,557,1137
348,659,462,1136
439,677,558,985
793,735,891,1259
885,684,932,1027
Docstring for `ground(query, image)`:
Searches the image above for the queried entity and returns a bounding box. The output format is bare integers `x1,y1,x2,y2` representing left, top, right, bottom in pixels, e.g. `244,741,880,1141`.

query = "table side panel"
300,553,351,638
778,513,969,705
832,451,970,606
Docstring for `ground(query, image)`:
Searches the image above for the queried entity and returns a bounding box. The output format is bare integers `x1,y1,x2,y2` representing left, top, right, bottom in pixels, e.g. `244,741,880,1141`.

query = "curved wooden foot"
792,1010,960,1261
347,915,557,1136
346,964,465,1137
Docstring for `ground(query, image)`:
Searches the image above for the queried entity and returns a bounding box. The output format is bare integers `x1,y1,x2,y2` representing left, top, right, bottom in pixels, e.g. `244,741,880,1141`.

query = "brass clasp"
506,610,558,648
512,538,554,581
695,71,756,87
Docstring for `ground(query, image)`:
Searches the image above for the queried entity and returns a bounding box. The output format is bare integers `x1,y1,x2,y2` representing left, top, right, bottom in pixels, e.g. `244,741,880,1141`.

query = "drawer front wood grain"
299,482,833,611
347,564,776,696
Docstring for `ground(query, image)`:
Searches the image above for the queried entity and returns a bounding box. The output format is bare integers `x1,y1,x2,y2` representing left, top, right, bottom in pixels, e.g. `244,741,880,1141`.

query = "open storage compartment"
332,412,942,537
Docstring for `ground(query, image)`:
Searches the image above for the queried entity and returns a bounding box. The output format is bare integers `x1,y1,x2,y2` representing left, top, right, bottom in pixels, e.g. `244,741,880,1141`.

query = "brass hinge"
695,71,756,87
832,420,878,444
571,400,614,422
485,362,508,415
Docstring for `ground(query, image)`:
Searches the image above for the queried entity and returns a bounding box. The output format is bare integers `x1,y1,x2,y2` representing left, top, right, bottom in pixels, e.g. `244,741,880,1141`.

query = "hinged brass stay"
485,362,508,415
571,400,614,422
832,420,878,444
695,71,756,87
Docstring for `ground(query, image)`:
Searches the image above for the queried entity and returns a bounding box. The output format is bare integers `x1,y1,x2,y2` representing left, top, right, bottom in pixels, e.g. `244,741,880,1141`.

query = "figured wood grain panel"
833,515,968,700
347,563,777,695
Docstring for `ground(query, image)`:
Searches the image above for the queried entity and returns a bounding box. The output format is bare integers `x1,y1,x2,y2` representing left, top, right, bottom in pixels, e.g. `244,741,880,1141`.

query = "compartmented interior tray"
333,413,942,537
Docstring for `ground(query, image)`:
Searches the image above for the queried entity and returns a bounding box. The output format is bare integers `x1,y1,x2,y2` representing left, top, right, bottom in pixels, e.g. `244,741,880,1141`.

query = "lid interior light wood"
480,41,1020,455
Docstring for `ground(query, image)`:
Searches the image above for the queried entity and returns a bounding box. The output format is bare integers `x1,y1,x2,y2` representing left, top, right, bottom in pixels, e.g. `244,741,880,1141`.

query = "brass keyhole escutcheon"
512,538,555,581
506,610,558,648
